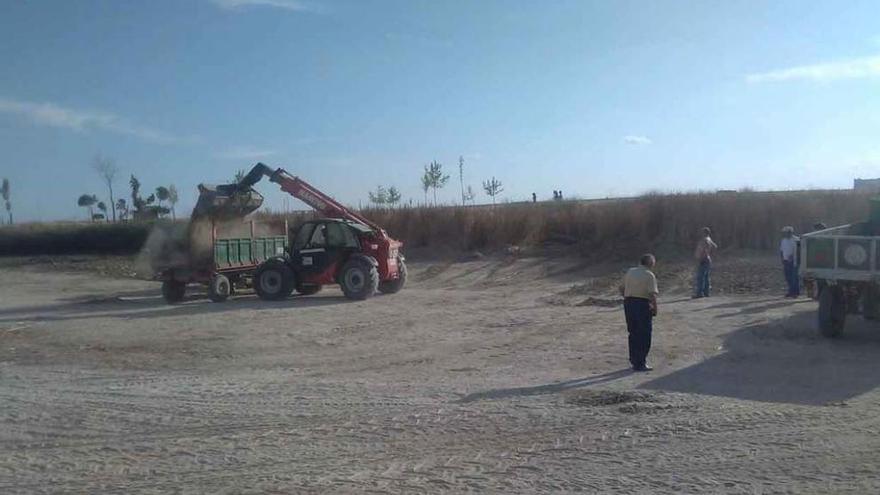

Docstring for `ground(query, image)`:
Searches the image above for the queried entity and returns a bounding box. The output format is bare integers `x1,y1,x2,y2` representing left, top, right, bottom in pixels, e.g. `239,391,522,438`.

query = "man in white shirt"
780,226,800,298
693,227,718,298
621,254,659,372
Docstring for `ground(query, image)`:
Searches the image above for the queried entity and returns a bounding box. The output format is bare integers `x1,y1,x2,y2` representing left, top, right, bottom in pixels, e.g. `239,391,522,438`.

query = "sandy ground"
1,255,880,493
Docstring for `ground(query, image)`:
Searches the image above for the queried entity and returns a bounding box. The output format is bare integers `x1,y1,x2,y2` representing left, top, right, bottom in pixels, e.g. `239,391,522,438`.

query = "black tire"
208,273,232,303
162,280,186,304
378,258,407,294
254,260,295,301
818,286,846,338
340,258,379,300
864,285,879,320
296,284,322,296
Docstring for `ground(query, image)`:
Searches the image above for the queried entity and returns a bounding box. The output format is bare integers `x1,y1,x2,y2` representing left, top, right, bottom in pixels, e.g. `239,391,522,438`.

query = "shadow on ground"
454,369,632,403
642,308,880,405
0,287,352,324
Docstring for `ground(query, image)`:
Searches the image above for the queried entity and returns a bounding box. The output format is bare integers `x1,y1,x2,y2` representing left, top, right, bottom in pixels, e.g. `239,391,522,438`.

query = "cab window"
292,224,314,250
326,223,359,248
308,223,327,247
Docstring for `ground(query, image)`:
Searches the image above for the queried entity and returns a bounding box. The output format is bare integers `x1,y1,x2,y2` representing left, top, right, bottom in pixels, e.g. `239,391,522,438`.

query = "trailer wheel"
296,284,322,296
162,280,186,304
379,258,407,294
208,274,232,303
254,260,294,301
340,258,379,300
818,286,846,338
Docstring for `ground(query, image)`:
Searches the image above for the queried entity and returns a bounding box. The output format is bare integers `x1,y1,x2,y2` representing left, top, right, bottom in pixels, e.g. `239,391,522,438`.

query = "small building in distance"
854,178,880,193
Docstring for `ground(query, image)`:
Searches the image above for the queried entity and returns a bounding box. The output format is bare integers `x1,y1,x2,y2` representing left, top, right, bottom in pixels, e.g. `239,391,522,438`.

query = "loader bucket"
191,183,264,220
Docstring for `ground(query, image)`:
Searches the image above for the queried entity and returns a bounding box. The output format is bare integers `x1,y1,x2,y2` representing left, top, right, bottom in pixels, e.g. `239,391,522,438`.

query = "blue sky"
1,0,879,221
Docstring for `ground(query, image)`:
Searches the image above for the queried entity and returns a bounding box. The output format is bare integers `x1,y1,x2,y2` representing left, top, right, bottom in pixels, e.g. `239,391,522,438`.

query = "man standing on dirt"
622,254,659,372
693,227,718,298
780,226,800,298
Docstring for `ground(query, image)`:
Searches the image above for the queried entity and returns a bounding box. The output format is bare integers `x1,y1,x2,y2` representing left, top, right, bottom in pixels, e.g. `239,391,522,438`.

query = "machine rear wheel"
254,261,295,301
208,273,232,303
379,258,407,294
818,286,846,338
340,259,379,300
162,280,186,304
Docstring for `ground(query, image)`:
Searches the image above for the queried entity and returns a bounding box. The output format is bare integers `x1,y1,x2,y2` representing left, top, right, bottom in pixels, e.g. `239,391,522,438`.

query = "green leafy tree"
155,186,170,216
115,198,128,221
423,160,450,205
77,194,98,220
420,173,431,205
387,186,402,207
1,178,11,224
368,185,388,206
482,177,504,205
97,201,108,222
167,184,179,220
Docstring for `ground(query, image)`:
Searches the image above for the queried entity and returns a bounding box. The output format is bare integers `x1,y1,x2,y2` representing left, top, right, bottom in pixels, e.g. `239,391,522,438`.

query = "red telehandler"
211,163,407,301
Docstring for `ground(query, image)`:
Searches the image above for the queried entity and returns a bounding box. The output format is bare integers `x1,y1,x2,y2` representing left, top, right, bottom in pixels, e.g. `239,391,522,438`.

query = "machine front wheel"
340,259,379,300
818,286,846,338
254,261,295,301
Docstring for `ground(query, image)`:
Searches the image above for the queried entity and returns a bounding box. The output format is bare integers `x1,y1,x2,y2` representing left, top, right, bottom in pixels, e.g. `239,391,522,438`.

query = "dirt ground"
1,254,880,494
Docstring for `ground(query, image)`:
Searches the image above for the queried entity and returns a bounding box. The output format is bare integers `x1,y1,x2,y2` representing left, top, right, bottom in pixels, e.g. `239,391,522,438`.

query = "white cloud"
0,97,191,144
215,146,276,160
746,55,880,83
623,135,652,145
210,0,316,12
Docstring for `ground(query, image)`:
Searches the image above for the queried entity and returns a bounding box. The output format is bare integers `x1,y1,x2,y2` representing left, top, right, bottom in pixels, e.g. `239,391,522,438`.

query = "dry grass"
1,190,872,258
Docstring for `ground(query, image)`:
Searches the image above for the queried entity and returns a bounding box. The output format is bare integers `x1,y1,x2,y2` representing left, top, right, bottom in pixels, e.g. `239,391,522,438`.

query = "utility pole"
459,155,465,206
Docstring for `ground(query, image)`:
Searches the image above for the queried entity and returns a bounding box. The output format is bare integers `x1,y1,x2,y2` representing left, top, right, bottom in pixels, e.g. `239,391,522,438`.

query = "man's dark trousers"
624,297,653,368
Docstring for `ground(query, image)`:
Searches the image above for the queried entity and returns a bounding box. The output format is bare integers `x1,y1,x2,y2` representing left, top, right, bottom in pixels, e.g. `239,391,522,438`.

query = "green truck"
800,198,880,337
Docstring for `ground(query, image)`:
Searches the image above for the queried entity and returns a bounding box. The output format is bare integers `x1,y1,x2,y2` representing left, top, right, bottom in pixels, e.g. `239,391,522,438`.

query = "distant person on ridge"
532,192,537,203
692,227,718,298
620,254,659,372
780,226,800,298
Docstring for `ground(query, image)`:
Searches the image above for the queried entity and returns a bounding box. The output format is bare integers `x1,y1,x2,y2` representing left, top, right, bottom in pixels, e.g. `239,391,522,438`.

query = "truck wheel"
208,274,232,303
254,260,295,301
340,258,379,300
818,286,846,338
378,258,407,294
162,280,186,304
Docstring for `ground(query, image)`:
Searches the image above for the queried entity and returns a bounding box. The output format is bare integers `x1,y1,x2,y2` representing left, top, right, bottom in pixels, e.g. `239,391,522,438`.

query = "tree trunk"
171,206,176,220
109,184,116,222
433,187,437,205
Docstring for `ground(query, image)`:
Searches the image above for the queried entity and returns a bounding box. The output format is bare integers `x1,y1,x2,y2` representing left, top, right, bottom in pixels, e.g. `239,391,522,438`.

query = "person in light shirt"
780,226,800,298
692,227,718,298
621,254,659,372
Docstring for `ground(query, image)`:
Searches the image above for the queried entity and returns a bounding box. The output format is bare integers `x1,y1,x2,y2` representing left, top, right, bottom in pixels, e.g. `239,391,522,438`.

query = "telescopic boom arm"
237,163,385,234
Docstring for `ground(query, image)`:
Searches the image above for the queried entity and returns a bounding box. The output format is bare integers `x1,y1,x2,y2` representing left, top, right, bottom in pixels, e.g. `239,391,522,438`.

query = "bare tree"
482,177,504,205
93,154,119,222
167,184,179,220
234,169,246,183
1,178,10,224
464,185,476,205
459,156,465,206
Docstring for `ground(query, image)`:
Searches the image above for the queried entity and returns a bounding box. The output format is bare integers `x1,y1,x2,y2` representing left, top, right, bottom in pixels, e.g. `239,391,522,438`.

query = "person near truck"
693,227,717,298
780,226,800,298
621,254,659,372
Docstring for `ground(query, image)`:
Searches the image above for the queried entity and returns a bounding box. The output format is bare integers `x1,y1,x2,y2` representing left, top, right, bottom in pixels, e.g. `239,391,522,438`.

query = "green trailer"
800,198,880,337
157,219,288,304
